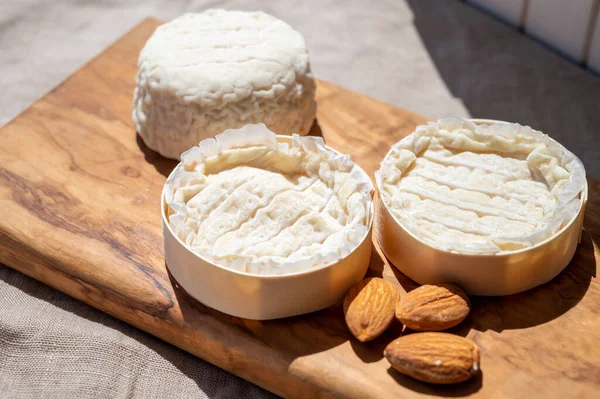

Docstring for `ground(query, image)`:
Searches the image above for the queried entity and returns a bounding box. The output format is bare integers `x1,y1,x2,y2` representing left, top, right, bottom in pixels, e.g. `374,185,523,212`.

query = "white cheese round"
165,124,373,275
376,118,586,254
133,10,316,159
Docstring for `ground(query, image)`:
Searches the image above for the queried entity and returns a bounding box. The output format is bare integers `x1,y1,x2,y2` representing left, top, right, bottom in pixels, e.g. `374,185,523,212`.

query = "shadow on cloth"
406,0,600,178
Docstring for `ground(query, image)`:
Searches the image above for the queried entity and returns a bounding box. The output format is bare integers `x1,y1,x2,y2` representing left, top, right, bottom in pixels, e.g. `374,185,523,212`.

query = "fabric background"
1,0,598,398
0,269,275,399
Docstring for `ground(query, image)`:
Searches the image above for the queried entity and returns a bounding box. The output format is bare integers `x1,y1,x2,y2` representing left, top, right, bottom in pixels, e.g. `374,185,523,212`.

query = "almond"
343,277,401,342
396,284,470,331
384,332,480,384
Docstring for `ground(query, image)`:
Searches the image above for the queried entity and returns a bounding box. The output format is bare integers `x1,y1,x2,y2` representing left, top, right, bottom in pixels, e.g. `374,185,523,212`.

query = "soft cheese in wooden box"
162,134,374,320
375,119,588,295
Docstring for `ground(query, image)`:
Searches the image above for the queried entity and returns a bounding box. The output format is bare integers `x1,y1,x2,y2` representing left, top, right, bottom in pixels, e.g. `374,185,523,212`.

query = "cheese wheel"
133,10,316,159
165,124,373,275
376,118,586,254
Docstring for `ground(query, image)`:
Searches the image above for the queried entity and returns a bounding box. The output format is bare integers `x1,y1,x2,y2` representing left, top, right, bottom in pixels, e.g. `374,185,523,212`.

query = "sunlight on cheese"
376,118,586,254
133,10,316,160
166,124,372,274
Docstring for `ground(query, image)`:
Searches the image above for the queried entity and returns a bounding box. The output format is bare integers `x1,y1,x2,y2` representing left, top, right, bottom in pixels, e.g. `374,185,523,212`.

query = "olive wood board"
1,18,599,399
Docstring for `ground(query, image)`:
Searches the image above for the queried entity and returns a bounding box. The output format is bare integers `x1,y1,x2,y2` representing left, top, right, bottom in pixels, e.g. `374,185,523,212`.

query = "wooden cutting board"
1,18,599,399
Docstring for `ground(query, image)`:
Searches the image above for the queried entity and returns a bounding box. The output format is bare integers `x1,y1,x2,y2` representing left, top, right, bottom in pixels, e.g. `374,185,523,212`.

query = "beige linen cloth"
0,0,467,397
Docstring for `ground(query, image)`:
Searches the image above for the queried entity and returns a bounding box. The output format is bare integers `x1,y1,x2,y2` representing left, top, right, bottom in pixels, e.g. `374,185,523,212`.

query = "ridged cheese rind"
133,10,316,159
376,118,586,254
165,124,373,275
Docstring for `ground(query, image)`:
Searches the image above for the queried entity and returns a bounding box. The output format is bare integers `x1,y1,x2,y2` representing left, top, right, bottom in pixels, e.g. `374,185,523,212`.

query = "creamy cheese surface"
133,10,316,159
376,118,586,254
165,124,373,275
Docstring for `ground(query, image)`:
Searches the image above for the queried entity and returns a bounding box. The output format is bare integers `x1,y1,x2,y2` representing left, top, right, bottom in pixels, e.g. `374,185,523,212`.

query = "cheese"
133,10,316,159
376,118,586,254
165,124,373,275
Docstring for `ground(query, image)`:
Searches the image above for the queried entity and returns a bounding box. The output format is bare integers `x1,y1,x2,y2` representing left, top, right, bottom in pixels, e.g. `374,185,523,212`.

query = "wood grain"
1,18,599,398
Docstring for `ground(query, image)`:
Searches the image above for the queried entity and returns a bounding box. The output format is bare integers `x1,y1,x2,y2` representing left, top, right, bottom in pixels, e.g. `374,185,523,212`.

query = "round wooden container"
162,136,373,319
375,119,588,296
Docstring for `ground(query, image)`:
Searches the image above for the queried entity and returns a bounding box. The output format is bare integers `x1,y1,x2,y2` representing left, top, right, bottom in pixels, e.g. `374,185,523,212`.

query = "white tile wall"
588,11,600,73
525,0,596,62
467,0,524,27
